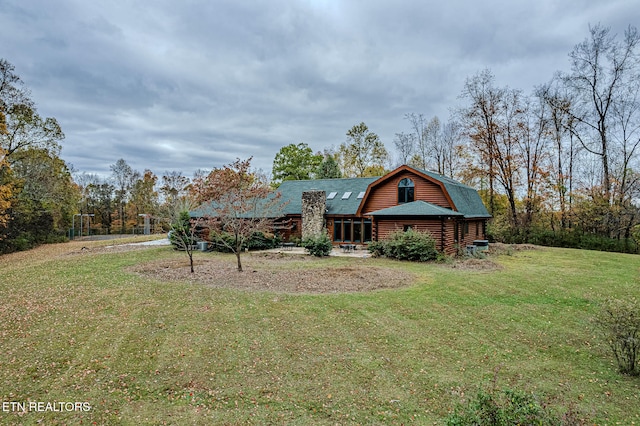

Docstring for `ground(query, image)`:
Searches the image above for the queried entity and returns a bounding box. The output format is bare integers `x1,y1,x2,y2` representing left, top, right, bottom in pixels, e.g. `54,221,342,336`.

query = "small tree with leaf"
168,210,201,273
162,192,202,273
192,158,284,272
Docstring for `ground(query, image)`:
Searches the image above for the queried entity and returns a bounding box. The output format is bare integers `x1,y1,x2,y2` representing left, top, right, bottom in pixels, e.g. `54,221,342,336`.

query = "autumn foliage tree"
0,148,12,232
339,122,389,177
0,58,78,252
192,158,284,272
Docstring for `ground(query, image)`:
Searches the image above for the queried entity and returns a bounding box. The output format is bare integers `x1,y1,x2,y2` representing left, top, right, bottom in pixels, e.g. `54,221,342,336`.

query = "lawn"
0,238,639,425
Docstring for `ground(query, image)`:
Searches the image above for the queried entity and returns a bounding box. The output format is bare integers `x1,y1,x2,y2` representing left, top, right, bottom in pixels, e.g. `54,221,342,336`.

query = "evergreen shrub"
301,231,333,257
368,229,438,262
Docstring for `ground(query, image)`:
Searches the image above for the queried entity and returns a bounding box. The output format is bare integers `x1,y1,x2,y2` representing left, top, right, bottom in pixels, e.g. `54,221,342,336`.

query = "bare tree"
393,132,415,166
459,69,505,216
404,113,429,169
160,171,191,207
440,120,465,179
518,93,551,229
560,24,640,205
424,116,442,173
540,83,576,229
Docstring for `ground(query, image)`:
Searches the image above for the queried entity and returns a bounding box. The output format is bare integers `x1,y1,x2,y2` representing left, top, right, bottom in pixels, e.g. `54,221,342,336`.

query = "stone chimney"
301,190,326,240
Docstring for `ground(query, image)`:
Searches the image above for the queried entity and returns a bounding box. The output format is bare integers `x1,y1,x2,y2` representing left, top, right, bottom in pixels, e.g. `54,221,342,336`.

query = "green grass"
1,243,639,424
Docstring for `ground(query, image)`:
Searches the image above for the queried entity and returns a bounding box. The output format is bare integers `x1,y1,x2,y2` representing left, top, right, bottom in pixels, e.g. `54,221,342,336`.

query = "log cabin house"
274,165,491,255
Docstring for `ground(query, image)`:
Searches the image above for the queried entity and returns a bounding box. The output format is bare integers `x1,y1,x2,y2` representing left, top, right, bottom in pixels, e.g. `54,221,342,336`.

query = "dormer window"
398,178,414,203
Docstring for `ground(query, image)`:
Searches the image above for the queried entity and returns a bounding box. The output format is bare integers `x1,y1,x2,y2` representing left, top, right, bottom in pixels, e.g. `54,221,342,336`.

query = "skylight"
357,191,366,199
342,192,352,199
327,192,338,200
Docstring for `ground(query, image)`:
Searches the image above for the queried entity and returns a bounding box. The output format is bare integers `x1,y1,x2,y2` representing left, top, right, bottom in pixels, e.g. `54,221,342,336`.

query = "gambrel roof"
412,167,492,219
276,165,491,219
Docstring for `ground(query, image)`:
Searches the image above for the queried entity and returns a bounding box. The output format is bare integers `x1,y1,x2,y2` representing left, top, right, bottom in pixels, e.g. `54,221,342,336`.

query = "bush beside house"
368,229,439,262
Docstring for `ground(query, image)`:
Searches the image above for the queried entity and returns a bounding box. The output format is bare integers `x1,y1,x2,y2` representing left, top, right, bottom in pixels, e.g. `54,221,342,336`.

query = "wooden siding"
459,219,486,246
277,216,301,242
376,218,459,255
375,218,486,255
360,171,451,214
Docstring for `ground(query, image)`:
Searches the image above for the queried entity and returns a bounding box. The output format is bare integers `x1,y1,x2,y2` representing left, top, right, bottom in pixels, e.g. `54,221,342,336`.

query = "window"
334,220,342,241
398,178,415,203
327,192,338,200
335,218,372,243
403,224,413,232
353,220,362,242
342,191,352,199
357,191,366,199
363,219,372,242
343,219,352,241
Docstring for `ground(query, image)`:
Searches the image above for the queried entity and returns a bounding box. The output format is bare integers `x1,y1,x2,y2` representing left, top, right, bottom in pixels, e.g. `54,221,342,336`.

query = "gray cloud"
1,0,638,178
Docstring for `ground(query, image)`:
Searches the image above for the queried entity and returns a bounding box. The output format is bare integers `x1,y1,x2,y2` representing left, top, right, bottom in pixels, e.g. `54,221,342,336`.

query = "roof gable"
414,168,491,218
356,165,491,219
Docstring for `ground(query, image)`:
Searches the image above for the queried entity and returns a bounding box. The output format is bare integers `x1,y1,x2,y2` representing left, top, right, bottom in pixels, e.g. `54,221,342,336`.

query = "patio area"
264,245,371,258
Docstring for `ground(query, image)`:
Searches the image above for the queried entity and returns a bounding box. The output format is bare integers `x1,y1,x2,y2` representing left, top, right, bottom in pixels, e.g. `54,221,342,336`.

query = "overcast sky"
1,0,638,179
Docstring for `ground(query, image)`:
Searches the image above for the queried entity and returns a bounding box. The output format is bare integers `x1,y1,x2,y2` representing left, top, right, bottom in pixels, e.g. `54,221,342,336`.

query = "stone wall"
301,190,326,240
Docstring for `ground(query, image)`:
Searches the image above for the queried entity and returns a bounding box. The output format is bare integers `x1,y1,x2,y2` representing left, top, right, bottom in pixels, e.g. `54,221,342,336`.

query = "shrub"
595,297,640,376
367,240,385,258
204,231,281,253
368,229,439,262
301,231,333,257
487,225,640,254
246,231,281,250
447,387,578,425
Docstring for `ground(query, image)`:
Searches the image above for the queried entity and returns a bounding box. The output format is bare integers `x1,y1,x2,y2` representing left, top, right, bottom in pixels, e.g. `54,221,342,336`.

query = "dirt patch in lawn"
488,242,539,254
442,242,540,272
131,252,416,294
447,257,503,271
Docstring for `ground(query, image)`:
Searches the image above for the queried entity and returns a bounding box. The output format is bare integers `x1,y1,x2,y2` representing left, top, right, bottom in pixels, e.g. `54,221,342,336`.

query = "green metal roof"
366,200,463,217
191,166,491,220
415,168,492,218
275,177,379,215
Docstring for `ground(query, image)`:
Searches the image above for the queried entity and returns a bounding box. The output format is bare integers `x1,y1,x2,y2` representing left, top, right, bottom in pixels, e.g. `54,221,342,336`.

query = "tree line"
273,24,640,252
2,24,639,254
